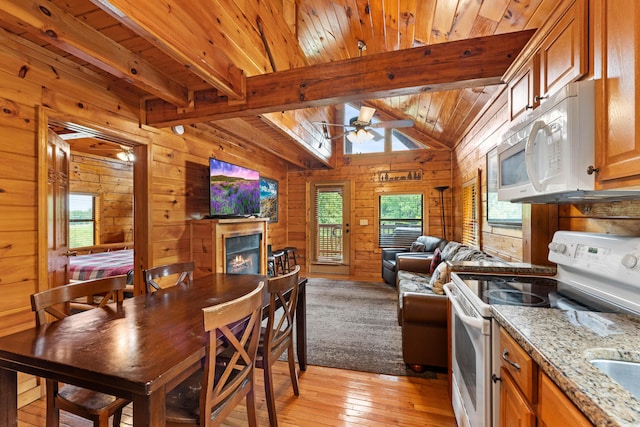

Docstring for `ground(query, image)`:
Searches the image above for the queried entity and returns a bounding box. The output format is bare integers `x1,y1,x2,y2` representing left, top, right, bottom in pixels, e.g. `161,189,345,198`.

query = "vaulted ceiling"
0,0,568,169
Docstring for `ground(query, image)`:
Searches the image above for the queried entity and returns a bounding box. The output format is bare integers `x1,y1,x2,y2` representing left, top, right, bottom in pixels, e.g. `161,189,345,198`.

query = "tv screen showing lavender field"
209,159,260,216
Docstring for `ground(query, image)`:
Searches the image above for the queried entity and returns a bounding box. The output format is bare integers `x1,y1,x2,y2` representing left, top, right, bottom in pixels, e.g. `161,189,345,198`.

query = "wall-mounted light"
117,148,135,162
171,125,185,135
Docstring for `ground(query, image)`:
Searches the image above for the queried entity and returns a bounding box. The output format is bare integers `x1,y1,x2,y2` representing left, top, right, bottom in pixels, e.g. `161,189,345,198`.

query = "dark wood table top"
0,273,268,426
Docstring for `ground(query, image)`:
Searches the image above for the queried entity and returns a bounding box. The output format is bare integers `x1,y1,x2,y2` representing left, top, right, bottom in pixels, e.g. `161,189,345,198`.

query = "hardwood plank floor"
17,362,456,426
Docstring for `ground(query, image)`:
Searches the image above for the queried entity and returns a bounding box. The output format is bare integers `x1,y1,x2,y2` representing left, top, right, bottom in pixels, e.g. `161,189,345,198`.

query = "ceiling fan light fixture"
346,128,374,144
117,149,135,162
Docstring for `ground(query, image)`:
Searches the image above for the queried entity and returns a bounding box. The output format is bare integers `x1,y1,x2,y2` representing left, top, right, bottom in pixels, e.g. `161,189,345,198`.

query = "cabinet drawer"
500,328,537,402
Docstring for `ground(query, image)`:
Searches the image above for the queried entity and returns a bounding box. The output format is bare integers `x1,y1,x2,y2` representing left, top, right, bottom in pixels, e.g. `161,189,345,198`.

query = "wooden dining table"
0,273,307,427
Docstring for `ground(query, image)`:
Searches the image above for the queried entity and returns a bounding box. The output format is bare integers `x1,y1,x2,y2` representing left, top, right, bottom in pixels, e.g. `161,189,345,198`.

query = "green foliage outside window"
69,194,95,247
379,194,423,247
316,191,342,224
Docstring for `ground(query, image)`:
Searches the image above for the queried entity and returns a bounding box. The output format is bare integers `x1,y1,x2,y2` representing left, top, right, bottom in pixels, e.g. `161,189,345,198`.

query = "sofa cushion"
452,247,485,262
410,241,426,252
441,241,464,261
429,247,442,274
397,270,433,294
429,261,449,295
415,235,447,252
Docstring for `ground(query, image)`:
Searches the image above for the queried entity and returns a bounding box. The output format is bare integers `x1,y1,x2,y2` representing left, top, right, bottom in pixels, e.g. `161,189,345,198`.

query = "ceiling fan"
317,106,414,143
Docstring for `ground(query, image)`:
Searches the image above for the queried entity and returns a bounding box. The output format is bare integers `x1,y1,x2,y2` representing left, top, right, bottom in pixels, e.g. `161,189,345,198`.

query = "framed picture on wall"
486,147,522,226
260,177,278,223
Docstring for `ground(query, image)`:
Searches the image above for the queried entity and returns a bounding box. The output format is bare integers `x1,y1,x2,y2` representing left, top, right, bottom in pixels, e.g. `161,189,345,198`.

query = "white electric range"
443,231,640,427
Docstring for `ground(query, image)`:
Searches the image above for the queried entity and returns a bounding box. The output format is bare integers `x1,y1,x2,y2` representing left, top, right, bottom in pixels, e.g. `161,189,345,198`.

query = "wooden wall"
288,146,452,281
148,130,289,270
452,90,527,262
0,28,289,337
70,152,134,245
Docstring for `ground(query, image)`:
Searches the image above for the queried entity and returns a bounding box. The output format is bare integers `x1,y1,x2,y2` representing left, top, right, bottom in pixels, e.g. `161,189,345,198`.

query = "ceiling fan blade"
370,119,414,129
357,106,376,124
311,121,353,128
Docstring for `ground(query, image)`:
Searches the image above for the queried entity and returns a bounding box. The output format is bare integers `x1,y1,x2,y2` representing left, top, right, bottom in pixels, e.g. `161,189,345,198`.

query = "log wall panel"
287,147,452,281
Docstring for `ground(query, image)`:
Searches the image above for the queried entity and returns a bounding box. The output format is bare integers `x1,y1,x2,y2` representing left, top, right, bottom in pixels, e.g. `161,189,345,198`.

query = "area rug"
297,278,438,378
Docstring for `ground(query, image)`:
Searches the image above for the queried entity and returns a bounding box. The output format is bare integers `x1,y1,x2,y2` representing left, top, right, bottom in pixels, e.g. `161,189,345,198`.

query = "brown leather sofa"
396,241,504,372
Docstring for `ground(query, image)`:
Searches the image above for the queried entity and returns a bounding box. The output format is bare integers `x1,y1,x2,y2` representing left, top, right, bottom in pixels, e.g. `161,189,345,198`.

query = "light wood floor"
17,361,456,426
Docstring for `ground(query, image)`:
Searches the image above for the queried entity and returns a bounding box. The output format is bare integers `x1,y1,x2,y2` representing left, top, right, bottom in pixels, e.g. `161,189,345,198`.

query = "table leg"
0,368,17,427
296,278,307,371
133,389,166,427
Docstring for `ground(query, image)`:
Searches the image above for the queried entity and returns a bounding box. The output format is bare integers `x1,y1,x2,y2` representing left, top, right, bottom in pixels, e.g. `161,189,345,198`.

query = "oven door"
444,282,492,427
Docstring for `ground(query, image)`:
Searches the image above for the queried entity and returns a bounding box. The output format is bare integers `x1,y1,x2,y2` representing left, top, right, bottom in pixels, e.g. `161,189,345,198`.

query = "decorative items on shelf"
377,170,422,182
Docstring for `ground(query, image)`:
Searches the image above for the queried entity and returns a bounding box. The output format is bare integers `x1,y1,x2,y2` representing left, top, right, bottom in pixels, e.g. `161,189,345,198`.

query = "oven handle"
443,283,487,332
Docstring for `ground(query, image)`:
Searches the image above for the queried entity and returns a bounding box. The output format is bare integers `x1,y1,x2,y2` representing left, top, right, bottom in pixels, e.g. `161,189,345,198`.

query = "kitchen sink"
590,359,640,399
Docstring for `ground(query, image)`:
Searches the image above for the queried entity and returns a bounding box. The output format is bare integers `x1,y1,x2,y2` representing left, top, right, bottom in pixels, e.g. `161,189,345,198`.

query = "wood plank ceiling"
0,0,566,169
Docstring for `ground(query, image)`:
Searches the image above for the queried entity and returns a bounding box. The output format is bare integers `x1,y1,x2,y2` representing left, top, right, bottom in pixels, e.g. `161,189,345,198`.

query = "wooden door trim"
38,107,151,295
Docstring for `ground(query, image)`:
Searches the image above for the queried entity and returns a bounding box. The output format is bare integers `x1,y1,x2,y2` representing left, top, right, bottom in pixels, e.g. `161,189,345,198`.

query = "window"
486,147,522,225
379,194,423,247
313,185,345,262
462,180,479,247
69,194,96,247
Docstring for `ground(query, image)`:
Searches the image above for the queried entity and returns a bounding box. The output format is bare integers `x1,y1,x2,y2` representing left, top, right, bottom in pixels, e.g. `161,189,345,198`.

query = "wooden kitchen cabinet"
538,372,593,427
508,0,587,121
508,56,539,122
593,0,640,187
500,369,536,427
499,327,593,427
499,328,537,427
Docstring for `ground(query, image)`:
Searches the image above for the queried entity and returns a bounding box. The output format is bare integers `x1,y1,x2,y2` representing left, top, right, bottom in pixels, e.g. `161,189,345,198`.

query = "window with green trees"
379,194,423,247
69,194,96,247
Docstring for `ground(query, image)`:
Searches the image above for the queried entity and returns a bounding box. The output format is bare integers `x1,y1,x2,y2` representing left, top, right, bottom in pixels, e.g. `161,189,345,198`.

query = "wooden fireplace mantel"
189,218,269,278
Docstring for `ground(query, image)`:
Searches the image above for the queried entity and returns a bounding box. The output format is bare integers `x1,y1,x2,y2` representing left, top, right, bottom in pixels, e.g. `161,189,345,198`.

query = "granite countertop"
492,305,640,426
447,260,557,276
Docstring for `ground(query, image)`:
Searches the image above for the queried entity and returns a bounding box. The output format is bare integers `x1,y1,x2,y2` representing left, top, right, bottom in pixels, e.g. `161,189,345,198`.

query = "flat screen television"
208,158,260,218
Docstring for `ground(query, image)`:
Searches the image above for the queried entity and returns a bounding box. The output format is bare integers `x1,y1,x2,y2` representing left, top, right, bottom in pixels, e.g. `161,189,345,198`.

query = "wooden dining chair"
30,275,130,427
164,281,264,427
256,265,301,427
143,261,195,293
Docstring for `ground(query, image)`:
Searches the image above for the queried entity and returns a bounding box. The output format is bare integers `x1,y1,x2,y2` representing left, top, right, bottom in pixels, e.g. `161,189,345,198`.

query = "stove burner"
483,289,549,307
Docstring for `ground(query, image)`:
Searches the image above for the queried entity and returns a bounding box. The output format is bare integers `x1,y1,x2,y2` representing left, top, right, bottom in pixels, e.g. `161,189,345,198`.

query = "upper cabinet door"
508,56,540,122
507,0,587,122
594,0,640,187
539,0,588,100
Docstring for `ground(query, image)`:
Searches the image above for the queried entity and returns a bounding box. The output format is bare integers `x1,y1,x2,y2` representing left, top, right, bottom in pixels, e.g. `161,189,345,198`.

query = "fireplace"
225,233,261,274
189,218,268,278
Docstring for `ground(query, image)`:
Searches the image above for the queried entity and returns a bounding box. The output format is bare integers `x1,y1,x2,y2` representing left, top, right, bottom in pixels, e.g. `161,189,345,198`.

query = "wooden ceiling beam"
0,0,190,107
91,0,246,101
145,30,535,127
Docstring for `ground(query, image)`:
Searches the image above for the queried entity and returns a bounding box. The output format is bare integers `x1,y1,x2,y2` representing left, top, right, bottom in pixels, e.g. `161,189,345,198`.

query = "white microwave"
497,80,597,203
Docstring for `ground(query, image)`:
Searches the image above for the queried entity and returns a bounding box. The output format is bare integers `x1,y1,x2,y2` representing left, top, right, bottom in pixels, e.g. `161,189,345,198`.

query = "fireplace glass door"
225,233,261,274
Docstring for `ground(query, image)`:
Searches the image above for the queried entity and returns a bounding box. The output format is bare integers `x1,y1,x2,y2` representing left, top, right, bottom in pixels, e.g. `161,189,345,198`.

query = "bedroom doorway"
40,111,150,296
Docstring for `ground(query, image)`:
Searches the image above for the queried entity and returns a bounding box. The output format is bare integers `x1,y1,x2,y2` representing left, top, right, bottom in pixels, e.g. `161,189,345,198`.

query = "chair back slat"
143,261,195,293
264,265,300,355
201,281,264,425
31,275,127,326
